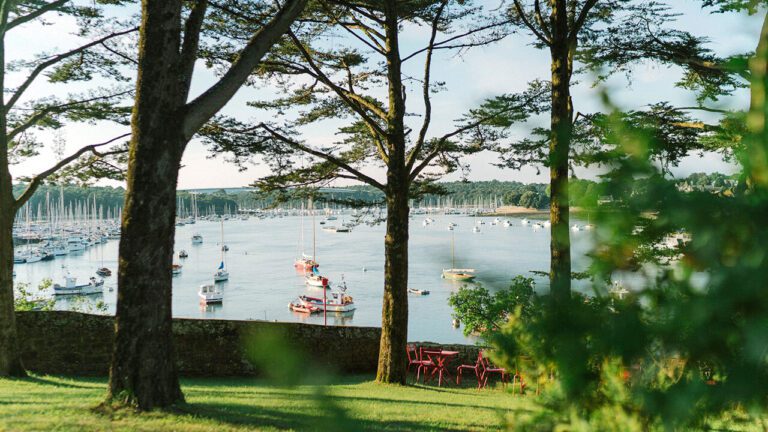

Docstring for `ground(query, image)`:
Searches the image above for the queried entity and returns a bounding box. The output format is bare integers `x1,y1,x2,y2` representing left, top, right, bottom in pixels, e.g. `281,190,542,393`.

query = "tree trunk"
376,177,410,384
107,0,186,410
0,175,24,377
375,0,409,385
548,0,572,304
0,0,24,378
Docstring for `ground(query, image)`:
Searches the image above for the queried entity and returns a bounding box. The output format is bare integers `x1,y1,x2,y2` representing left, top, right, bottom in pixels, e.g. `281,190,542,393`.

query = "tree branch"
7,89,132,141
406,0,446,171
569,0,598,42
259,123,385,190
511,0,551,46
12,132,131,210
180,0,208,96
6,0,68,31
402,18,513,62
182,0,309,140
286,30,390,161
5,26,138,113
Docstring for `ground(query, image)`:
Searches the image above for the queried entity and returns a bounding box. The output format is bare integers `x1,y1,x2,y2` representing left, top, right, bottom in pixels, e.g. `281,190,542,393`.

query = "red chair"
480,351,509,388
456,352,484,389
406,344,434,383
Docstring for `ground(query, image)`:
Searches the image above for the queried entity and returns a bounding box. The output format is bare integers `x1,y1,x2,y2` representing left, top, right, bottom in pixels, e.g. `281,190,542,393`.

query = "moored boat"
171,264,182,275
53,274,104,295
442,268,477,281
198,284,223,303
288,301,321,314
96,267,112,277
408,288,430,295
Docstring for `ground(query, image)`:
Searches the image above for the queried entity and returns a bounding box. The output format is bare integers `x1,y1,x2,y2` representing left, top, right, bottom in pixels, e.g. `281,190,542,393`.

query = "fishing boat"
171,264,182,275
298,280,355,312
442,230,477,281
179,250,189,258
288,301,321,314
96,267,112,277
191,233,203,244
53,274,104,295
198,284,223,304
408,288,430,295
213,219,229,282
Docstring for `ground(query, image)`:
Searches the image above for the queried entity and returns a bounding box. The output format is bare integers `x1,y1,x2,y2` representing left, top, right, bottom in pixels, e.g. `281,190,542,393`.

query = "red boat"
294,255,318,272
288,301,321,314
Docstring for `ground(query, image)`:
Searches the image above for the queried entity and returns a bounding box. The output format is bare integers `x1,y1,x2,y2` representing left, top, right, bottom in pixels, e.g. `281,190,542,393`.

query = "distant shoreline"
479,205,591,217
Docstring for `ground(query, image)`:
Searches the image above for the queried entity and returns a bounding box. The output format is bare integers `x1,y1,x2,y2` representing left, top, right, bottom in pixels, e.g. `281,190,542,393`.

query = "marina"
12,210,593,344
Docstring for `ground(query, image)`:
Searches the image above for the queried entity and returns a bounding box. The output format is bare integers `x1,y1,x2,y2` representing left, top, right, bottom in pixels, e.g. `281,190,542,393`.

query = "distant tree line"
11,184,240,218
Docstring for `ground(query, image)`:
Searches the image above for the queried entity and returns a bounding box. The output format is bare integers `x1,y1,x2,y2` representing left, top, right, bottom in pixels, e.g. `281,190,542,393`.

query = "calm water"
14,215,593,344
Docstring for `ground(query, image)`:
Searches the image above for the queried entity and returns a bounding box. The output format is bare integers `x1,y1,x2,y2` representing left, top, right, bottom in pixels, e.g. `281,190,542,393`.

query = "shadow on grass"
15,375,99,389
179,401,494,432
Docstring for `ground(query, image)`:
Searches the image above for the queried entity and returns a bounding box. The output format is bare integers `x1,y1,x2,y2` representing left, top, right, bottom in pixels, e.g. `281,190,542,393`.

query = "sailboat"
96,236,111,277
442,230,476,281
294,200,318,272
213,219,229,282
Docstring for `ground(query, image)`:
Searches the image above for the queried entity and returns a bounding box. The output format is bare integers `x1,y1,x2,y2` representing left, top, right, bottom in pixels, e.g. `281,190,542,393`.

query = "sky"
8,1,766,189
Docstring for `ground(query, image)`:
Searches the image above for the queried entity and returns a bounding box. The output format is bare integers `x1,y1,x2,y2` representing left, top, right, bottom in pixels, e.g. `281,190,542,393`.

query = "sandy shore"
481,205,548,216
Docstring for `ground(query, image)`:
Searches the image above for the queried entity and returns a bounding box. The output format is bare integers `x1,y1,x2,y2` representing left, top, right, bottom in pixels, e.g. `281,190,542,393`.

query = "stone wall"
16,311,483,377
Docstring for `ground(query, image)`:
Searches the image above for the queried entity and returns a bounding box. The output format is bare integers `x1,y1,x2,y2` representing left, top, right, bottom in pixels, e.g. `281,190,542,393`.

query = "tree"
490,0,739,303
107,0,308,409
200,0,546,383
0,0,134,377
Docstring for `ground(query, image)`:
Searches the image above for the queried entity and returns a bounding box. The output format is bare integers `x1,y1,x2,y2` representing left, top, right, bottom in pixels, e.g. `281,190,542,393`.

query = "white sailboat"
213,219,229,282
442,230,476,281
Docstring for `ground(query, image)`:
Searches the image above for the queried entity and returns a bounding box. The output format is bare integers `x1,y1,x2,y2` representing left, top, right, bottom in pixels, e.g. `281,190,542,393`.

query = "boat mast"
220,218,225,269
451,230,455,269
310,196,316,262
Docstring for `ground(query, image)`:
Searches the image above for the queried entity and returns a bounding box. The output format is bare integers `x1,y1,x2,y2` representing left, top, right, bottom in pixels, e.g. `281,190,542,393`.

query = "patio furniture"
456,352,484,389
480,351,509,388
423,349,460,387
406,344,434,383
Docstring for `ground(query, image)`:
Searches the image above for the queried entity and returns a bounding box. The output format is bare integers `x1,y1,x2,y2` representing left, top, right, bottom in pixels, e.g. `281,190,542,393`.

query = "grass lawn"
0,375,533,431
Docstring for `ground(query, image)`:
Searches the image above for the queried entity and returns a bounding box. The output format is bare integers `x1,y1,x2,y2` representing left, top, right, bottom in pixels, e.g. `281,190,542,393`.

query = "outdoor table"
423,350,460,387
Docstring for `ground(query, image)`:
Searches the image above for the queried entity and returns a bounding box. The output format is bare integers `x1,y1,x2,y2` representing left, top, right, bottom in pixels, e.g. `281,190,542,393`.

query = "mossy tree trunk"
377,168,410,384
376,0,409,384
0,155,24,378
0,0,24,378
107,0,307,409
548,0,573,305
107,0,187,409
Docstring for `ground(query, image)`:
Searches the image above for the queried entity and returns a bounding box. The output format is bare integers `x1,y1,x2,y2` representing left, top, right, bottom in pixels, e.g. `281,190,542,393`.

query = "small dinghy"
171,264,182,275
288,301,321,314
96,267,112,277
408,288,430,296
179,250,189,258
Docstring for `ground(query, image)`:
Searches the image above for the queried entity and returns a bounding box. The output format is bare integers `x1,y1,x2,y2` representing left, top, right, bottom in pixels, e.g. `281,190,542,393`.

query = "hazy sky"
9,1,764,189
